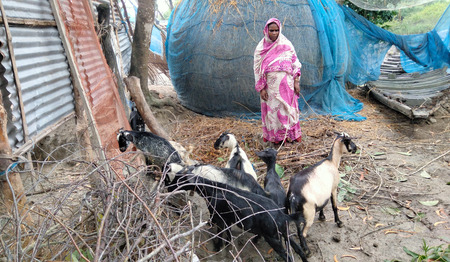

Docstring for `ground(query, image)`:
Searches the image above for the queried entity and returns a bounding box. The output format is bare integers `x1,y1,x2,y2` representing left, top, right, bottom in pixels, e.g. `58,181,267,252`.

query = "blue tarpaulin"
165,0,449,120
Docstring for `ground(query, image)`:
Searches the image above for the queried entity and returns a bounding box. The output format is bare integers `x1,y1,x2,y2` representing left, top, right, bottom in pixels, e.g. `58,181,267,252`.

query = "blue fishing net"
165,0,449,120
341,4,450,75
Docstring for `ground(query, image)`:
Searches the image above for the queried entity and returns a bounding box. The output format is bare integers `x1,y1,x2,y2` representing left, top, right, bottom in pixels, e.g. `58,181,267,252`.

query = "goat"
117,129,182,170
167,173,308,262
129,101,145,132
167,163,269,197
169,141,198,166
256,148,286,210
285,132,357,256
213,132,258,181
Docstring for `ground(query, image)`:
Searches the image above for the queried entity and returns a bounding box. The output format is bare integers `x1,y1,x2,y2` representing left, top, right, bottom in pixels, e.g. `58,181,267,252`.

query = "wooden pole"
0,0,35,226
119,0,134,36
0,91,33,227
97,3,130,119
0,0,31,148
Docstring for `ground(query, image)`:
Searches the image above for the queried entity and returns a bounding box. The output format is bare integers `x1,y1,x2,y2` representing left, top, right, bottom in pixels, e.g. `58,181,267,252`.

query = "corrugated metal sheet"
118,27,131,75
0,0,55,21
56,0,130,168
0,26,75,149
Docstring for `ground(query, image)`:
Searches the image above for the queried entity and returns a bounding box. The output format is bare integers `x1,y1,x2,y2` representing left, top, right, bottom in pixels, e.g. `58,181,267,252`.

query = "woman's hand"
294,80,300,96
260,89,269,101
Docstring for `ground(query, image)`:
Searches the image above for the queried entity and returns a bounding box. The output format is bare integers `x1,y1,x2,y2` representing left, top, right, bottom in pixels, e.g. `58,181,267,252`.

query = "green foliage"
414,212,426,222
402,240,450,262
65,249,94,262
275,164,284,178
343,0,398,27
382,0,450,34
338,172,357,202
381,206,401,216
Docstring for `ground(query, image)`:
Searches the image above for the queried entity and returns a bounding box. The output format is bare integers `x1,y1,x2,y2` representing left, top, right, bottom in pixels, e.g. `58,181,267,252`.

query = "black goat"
117,129,182,170
167,163,269,197
167,173,308,262
129,101,145,132
286,132,357,256
256,148,286,210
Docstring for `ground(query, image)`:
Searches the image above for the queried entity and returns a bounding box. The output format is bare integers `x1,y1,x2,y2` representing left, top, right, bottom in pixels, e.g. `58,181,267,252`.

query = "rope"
0,162,18,176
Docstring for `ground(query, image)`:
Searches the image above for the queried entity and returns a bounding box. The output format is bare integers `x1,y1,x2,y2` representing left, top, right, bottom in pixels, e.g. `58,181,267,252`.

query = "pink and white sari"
254,18,302,143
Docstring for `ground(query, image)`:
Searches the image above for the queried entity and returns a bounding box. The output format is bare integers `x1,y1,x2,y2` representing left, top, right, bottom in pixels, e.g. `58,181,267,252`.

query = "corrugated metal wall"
1,0,54,20
0,0,74,150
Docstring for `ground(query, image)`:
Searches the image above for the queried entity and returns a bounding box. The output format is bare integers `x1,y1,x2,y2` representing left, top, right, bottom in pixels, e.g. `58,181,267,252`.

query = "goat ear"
124,131,133,141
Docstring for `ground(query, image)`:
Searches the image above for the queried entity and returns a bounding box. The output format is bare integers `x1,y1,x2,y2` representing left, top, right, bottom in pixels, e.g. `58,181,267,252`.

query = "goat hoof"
305,249,312,258
337,221,344,228
318,215,326,221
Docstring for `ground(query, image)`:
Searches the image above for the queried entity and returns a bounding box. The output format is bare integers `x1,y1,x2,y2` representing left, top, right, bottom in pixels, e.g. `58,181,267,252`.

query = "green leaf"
373,152,386,156
383,207,401,216
340,173,346,178
347,186,357,194
419,171,431,179
338,188,347,202
396,176,408,182
217,157,225,162
71,251,80,262
275,164,284,178
403,246,420,258
397,151,412,156
419,200,439,206
345,165,352,172
355,149,361,154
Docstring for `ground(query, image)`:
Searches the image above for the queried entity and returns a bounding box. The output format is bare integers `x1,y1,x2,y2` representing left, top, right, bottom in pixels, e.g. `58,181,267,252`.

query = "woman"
254,18,302,144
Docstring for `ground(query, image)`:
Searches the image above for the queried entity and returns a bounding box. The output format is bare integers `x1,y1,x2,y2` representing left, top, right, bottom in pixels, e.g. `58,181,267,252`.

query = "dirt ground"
148,85,450,262
21,84,449,261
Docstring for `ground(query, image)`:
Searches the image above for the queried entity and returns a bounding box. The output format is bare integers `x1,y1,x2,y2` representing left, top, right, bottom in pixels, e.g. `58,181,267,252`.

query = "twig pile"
0,146,205,261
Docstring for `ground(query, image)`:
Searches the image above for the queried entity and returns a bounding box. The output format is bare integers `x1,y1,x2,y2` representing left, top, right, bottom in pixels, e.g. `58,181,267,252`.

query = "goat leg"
330,191,343,227
318,209,326,221
213,220,227,251
287,236,309,262
264,235,292,262
296,221,311,257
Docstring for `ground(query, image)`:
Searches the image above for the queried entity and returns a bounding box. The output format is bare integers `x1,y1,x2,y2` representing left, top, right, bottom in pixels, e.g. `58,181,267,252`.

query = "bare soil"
22,84,449,262
149,85,450,262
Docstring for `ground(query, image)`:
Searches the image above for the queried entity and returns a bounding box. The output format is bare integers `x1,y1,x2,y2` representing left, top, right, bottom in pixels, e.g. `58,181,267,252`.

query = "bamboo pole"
0,0,30,147
0,0,35,225
0,88,33,227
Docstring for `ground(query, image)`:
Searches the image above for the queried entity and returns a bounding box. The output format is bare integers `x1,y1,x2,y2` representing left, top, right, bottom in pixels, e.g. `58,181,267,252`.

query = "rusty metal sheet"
56,0,131,172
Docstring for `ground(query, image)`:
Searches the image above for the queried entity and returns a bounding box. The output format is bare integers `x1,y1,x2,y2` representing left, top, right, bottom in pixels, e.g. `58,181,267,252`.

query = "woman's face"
268,23,279,41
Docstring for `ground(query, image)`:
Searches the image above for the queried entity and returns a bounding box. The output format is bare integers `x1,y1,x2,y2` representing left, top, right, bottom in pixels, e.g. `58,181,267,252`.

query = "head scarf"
254,18,301,92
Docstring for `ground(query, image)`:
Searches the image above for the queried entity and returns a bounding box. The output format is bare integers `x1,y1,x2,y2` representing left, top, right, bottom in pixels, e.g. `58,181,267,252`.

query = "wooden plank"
0,17,56,27
369,88,415,119
14,113,75,156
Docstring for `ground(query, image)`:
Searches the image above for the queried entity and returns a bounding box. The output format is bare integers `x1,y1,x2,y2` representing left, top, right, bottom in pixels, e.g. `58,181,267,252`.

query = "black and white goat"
285,132,357,256
213,132,258,181
167,173,308,262
167,163,269,197
117,129,182,170
256,148,286,210
129,101,145,132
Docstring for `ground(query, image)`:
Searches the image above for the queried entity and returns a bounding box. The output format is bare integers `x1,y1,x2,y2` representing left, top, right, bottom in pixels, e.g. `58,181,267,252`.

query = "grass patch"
382,0,450,34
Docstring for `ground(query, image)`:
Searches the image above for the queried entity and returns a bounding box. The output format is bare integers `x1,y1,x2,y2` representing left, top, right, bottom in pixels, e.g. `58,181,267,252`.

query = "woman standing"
254,18,302,144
